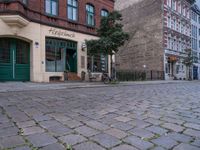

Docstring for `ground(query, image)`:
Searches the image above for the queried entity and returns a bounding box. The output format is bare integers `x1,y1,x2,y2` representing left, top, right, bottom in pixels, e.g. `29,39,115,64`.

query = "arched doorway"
0,38,30,81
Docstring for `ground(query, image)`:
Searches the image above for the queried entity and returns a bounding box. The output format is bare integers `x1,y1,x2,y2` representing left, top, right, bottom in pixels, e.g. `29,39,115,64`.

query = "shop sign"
49,28,75,38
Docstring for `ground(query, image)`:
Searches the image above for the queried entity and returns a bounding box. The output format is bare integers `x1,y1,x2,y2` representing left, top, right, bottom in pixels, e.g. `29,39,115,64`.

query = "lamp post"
143,64,147,80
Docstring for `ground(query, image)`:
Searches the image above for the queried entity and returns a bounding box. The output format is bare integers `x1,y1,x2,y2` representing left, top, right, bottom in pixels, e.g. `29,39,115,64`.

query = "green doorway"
0,38,30,81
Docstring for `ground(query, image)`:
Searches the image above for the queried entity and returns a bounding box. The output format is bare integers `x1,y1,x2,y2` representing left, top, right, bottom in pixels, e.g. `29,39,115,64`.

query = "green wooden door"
0,38,30,81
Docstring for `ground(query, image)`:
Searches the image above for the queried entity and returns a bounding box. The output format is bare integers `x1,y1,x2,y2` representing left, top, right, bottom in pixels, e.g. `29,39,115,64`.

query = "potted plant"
64,70,69,81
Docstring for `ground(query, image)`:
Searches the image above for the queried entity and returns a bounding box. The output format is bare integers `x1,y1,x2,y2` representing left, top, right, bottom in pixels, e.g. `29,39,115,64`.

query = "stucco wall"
0,15,102,82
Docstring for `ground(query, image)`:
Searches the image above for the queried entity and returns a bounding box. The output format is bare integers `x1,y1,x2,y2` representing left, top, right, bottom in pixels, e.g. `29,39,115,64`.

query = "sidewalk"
0,80,192,93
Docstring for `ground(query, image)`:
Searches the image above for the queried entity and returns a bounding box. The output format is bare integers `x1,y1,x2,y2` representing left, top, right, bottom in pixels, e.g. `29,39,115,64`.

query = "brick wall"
115,0,164,72
0,0,114,35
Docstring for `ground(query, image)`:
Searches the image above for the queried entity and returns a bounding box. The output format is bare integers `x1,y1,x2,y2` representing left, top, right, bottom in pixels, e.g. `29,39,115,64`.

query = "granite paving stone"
47,124,72,137
0,135,25,149
123,135,154,149
152,146,166,150
40,143,66,150
59,134,86,145
111,144,138,150
152,136,178,149
167,132,193,143
184,129,200,138
161,123,185,132
39,120,62,129
0,127,19,137
191,139,200,147
75,125,99,137
26,133,57,147
183,123,200,130
22,126,45,135
86,120,110,130
17,120,36,128
111,121,133,131
146,126,168,135
73,141,106,150
1,82,200,149
14,146,32,150
92,133,121,148
104,128,128,139
129,128,155,139
62,119,83,128
173,143,200,150
114,116,132,122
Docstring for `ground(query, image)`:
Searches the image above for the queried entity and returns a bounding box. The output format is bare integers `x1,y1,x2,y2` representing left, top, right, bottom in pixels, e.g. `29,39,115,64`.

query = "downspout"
161,0,165,80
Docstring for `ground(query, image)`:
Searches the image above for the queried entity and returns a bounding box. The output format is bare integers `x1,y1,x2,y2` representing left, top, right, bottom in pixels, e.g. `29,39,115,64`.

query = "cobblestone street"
1,82,200,150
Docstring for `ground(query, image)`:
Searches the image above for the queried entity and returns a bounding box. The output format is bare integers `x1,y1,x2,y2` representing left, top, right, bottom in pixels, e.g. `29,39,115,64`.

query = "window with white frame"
101,9,109,17
168,16,171,28
167,0,171,7
67,0,78,21
86,4,95,26
172,0,176,11
45,0,58,16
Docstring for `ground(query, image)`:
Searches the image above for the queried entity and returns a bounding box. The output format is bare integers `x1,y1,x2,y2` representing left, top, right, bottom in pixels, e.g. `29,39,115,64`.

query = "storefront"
0,15,109,82
165,52,187,80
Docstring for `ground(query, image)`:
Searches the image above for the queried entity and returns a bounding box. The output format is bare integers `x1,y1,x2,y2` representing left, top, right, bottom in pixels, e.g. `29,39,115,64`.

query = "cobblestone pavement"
1,82,200,150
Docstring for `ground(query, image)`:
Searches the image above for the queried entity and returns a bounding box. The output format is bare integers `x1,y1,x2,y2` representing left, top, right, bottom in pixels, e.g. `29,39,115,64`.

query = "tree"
183,48,193,80
86,11,129,78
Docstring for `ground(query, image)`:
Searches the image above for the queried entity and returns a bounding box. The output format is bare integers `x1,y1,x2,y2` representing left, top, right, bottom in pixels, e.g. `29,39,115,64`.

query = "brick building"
0,0,114,82
115,0,195,80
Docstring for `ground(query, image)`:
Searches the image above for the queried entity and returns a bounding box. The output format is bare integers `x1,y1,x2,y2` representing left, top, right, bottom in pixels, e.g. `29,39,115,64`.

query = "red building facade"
0,0,114,82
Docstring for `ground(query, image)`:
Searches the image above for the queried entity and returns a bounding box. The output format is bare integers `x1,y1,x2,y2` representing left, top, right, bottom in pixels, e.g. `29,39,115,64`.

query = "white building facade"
164,0,192,80
191,4,200,80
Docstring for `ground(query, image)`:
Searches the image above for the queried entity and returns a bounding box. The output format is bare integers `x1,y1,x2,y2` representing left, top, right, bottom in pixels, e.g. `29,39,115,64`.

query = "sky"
197,0,200,7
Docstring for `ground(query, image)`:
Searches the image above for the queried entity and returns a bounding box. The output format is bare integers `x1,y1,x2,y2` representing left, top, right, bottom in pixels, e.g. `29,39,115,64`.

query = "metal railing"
116,70,164,81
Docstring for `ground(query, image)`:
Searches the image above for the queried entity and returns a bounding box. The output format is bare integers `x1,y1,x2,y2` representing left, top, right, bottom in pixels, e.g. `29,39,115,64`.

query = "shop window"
0,39,10,63
67,0,78,21
45,0,58,16
86,4,95,26
46,38,77,72
101,9,108,17
87,54,108,73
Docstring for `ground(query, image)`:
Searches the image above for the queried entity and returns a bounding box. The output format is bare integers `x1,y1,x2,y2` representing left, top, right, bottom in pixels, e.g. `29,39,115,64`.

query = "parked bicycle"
102,72,118,84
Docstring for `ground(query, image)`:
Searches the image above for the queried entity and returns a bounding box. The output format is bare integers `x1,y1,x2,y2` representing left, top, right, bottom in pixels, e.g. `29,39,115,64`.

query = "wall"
0,0,114,35
115,0,164,72
0,16,100,82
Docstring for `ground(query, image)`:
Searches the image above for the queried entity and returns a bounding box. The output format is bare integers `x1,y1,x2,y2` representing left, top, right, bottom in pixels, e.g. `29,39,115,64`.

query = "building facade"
191,4,200,80
0,0,114,82
115,0,194,80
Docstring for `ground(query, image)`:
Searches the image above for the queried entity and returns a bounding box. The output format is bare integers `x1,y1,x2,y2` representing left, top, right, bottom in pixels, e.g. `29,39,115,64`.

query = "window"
199,40,200,48
172,0,176,10
67,0,78,21
87,54,108,73
45,38,77,72
167,0,171,7
86,4,95,26
0,39,10,63
22,0,28,5
101,9,108,17
45,0,58,16
168,16,171,28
